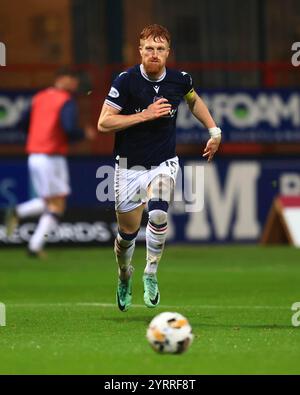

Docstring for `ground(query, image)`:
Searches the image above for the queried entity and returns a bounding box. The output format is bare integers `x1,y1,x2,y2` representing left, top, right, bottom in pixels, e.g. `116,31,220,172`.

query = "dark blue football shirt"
105,64,193,168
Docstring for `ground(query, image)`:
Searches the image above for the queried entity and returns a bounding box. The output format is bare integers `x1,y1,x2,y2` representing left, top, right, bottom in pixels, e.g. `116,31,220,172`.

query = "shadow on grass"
193,323,292,329
100,316,292,329
101,315,153,323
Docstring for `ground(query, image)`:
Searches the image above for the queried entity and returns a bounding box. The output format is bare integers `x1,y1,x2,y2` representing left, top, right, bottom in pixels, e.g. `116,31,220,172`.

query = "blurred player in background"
5,67,96,257
98,24,221,311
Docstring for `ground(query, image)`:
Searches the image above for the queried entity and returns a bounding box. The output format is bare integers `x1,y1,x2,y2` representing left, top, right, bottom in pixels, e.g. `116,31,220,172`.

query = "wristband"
208,127,222,138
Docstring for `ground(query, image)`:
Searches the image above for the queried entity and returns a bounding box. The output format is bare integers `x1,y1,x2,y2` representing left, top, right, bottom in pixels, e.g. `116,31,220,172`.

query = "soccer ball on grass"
146,312,194,354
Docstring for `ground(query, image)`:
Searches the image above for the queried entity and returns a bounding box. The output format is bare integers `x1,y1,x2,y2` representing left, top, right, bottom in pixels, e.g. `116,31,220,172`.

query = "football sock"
145,209,168,275
16,198,46,219
29,212,59,252
114,229,138,280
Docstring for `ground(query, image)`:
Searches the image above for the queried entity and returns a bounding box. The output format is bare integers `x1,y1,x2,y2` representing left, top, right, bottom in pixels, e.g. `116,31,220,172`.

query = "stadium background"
0,0,300,245
1,0,300,376
1,0,300,246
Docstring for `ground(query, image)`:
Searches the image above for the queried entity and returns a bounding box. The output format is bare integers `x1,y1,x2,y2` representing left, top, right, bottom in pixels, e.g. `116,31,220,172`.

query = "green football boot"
143,273,160,308
116,267,133,312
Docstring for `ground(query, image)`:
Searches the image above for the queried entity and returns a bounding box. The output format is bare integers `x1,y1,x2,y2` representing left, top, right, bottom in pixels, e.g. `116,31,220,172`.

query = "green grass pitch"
0,246,300,375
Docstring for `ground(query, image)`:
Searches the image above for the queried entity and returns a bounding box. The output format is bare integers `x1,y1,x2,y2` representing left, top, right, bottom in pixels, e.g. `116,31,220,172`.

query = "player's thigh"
147,174,175,203
116,204,145,234
114,163,147,213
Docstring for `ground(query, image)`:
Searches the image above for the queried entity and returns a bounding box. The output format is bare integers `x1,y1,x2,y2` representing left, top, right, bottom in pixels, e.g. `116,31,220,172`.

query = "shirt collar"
140,64,166,82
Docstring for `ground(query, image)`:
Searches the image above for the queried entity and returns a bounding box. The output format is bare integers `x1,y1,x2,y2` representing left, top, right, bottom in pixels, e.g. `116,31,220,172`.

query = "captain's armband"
184,88,196,103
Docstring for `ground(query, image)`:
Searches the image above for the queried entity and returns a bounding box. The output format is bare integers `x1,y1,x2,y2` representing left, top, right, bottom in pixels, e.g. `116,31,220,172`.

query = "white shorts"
28,154,71,198
114,156,179,213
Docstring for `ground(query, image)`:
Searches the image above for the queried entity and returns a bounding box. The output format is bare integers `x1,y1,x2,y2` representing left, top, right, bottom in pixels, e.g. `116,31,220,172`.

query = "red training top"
26,87,71,155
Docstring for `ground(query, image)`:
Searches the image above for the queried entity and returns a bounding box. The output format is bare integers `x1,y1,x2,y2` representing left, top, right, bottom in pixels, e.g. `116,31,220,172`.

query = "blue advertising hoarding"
1,89,300,144
0,156,299,245
176,89,300,143
0,91,33,143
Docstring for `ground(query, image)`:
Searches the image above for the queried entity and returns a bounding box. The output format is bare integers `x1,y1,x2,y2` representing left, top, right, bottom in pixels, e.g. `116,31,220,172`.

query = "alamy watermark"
0,42,6,66
291,302,300,327
0,302,6,326
291,42,300,66
96,160,204,213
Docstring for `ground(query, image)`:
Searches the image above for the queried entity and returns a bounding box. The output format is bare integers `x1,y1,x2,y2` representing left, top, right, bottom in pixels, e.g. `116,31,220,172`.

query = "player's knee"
118,228,139,241
148,200,168,225
46,197,66,215
149,209,168,225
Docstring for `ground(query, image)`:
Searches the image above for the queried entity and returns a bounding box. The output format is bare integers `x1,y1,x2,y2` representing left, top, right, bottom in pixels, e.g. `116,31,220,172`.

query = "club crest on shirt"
108,87,120,98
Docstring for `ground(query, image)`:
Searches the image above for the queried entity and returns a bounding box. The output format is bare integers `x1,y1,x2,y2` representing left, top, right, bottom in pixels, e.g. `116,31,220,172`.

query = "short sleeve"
104,71,130,111
181,71,194,96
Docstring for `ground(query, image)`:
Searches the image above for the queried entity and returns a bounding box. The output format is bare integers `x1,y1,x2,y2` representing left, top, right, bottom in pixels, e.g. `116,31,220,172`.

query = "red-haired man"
98,24,221,311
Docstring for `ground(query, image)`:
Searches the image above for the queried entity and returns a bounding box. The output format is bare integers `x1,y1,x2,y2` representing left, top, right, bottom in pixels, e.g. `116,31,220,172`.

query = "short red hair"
140,24,171,46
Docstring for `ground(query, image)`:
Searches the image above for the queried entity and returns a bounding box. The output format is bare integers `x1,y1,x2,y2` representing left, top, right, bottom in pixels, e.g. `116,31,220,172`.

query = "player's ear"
165,47,170,59
139,43,143,57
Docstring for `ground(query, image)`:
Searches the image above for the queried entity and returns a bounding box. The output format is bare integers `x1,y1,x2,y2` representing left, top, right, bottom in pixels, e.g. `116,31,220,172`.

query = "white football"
146,312,194,354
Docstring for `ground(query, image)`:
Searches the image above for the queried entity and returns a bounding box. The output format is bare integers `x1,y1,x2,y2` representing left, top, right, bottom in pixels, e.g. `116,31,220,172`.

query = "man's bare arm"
98,98,171,133
185,90,216,128
185,90,221,162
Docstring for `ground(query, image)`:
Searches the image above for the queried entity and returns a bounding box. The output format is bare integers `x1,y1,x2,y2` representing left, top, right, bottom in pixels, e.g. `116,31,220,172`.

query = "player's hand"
203,136,221,162
142,98,172,121
84,125,98,140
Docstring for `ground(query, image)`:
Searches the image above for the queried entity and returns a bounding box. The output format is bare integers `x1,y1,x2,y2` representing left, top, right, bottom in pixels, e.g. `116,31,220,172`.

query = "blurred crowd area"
0,0,300,156
1,0,300,81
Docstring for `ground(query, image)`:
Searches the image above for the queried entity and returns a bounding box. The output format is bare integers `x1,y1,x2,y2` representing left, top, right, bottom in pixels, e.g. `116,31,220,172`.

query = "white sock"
114,231,137,280
145,209,168,275
29,212,58,252
16,198,46,219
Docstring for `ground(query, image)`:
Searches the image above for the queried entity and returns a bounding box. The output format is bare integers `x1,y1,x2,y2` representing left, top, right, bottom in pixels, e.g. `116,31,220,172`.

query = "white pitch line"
6,302,290,310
